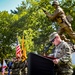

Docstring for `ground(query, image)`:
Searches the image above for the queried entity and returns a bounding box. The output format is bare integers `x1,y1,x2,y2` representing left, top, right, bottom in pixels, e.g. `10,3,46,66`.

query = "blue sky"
0,0,25,13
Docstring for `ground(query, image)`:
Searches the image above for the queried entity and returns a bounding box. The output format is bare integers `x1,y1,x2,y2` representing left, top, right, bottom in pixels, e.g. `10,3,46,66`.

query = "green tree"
0,0,75,60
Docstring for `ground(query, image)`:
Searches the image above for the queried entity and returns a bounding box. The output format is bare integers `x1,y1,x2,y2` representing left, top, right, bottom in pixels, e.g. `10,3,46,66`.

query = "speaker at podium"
28,52,55,75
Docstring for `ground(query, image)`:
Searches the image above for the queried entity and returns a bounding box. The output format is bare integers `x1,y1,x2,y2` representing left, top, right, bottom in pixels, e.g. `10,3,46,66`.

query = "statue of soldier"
43,0,75,42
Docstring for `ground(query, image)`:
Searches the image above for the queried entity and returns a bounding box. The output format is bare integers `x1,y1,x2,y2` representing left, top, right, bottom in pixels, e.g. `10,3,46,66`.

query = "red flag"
2,60,7,75
16,38,22,58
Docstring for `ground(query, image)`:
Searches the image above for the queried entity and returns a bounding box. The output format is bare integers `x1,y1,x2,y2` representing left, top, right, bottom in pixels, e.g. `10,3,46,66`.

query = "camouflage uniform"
44,1,75,42
49,32,73,75
19,60,27,75
54,41,73,75
12,61,20,75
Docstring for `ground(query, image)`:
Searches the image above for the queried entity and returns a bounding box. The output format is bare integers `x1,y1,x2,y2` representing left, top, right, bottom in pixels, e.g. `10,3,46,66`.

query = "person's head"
13,57,16,62
49,32,61,45
17,57,21,61
52,1,59,8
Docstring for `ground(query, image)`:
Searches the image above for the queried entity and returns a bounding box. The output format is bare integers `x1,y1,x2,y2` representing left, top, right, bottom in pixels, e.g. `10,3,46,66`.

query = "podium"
28,52,55,75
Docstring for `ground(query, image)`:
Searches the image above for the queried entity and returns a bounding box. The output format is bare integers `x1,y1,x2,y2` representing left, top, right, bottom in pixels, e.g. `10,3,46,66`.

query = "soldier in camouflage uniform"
19,59,28,75
43,1,75,42
49,32,73,75
12,57,21,75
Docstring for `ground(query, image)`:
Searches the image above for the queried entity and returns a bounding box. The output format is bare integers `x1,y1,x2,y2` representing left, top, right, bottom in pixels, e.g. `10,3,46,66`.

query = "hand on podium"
53,59,60,64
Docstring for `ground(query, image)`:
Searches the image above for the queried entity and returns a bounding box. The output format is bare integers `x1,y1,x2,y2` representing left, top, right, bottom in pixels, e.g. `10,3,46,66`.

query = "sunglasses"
51,37,56,42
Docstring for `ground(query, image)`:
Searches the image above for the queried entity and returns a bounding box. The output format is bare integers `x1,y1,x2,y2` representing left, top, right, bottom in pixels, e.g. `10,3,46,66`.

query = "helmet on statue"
52,1,59,6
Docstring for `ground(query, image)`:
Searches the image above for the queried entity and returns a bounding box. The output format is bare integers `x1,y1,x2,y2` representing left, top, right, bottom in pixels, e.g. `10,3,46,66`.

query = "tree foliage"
0,0,75,60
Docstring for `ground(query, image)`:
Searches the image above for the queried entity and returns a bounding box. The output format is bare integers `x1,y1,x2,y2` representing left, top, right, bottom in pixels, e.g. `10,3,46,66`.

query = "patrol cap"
49,32,58,42
52,1,59,6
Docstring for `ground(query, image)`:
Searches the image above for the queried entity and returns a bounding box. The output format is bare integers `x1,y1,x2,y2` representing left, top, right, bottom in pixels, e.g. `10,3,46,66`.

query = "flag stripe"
16,38,22,58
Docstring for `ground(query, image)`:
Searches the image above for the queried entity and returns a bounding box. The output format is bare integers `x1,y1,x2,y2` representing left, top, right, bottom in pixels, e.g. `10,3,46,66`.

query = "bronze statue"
43,1,75,42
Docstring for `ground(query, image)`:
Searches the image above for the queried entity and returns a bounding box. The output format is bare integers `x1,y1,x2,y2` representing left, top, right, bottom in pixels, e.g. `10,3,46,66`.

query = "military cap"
49,32,58,42
52,1,59,6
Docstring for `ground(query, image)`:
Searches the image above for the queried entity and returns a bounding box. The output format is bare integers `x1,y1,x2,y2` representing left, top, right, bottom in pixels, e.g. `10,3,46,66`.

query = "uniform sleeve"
59,44,72,64
51,8,61,19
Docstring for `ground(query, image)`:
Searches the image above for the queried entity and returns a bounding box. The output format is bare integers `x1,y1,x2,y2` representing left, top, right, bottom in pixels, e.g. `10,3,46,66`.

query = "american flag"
2,60,7,75
16,38,22,58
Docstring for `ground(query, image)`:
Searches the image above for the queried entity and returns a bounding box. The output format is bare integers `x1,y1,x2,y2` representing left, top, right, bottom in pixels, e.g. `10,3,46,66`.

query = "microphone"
43,42,52,52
